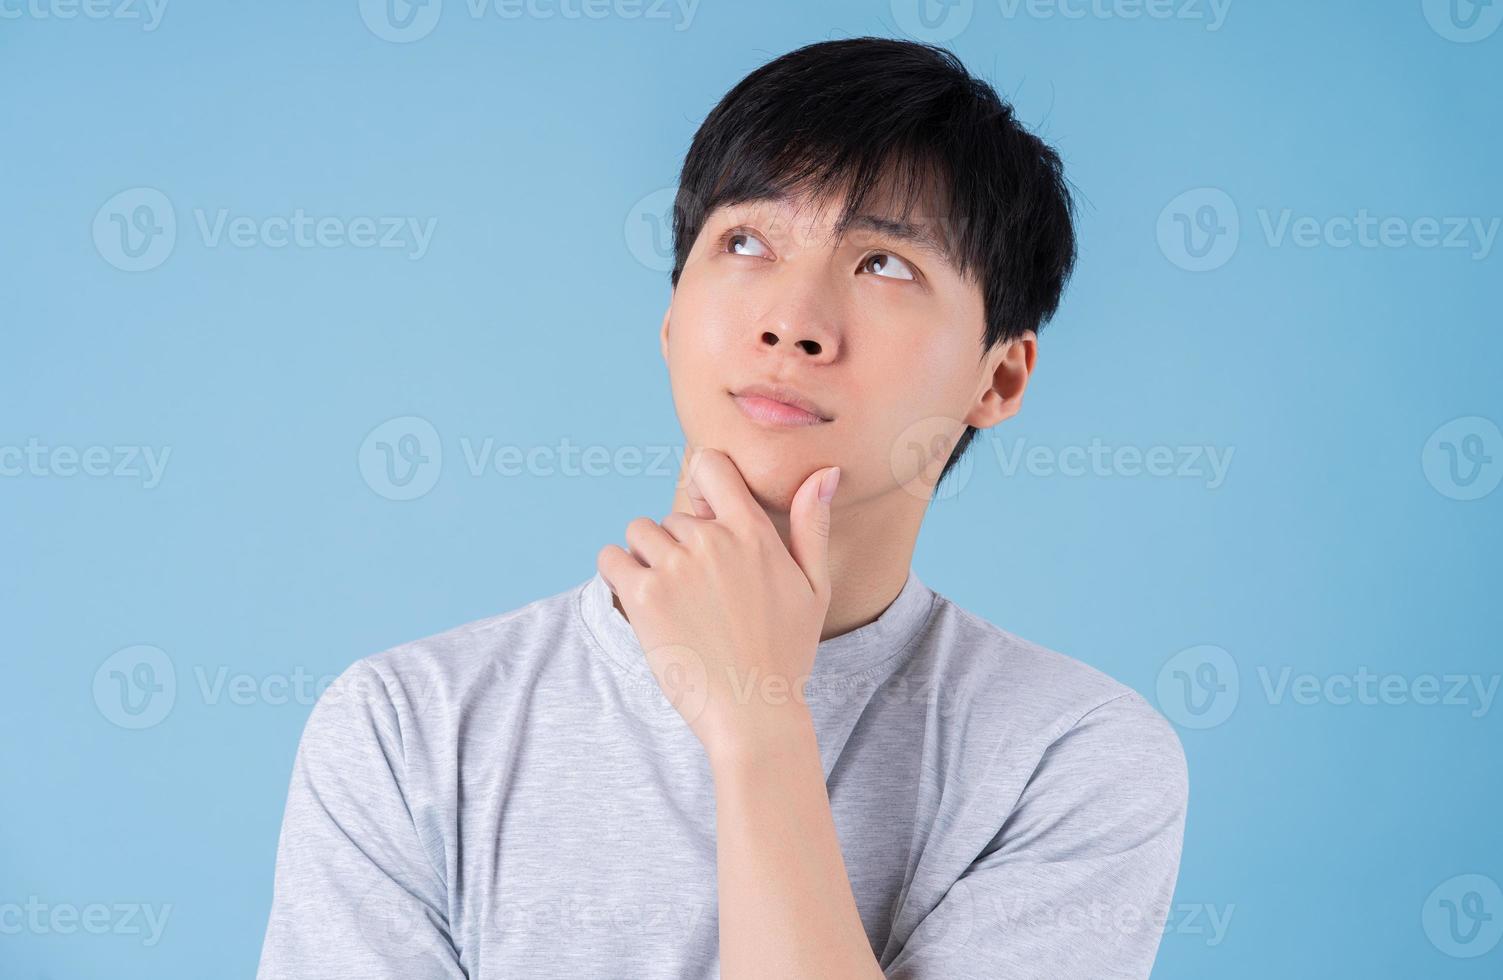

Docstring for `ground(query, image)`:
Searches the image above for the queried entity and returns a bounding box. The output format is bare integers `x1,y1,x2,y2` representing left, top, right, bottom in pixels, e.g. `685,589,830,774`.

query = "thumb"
789,466,839,602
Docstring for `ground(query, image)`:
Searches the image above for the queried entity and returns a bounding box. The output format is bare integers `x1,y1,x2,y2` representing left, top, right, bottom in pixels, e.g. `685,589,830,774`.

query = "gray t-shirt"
255,567,1188,979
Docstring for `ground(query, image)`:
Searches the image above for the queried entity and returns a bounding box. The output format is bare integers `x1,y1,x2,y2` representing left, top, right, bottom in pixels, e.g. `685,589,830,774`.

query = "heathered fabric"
256,566,1188,979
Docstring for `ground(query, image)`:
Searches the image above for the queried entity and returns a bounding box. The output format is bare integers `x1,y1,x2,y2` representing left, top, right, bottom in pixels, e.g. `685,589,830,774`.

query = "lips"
730,380,835,417
729,382,833,427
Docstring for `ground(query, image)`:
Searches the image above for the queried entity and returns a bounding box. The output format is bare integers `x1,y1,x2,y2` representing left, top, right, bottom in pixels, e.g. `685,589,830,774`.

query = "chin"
716,441,834,513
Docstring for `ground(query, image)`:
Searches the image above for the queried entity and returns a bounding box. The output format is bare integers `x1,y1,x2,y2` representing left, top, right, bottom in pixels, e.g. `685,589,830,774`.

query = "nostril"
799,340,822,355
761,331,779,345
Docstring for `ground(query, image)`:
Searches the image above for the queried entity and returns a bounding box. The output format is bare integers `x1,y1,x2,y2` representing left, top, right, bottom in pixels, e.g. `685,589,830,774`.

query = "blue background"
3,0,1500,976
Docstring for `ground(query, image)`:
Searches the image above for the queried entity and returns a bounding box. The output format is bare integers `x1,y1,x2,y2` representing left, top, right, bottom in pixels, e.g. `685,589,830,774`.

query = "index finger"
680,447,763,527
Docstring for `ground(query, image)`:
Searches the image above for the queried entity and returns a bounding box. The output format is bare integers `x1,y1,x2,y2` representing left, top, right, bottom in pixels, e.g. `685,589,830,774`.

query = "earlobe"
967,390,1019,429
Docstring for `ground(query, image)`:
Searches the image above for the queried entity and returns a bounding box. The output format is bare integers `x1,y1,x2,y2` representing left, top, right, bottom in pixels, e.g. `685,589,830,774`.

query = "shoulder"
303,578,589,739
922,592,1187,796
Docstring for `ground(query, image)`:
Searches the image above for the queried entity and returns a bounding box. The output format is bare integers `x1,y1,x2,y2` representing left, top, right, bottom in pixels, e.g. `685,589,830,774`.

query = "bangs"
671,37,1076,354
676,134,974,281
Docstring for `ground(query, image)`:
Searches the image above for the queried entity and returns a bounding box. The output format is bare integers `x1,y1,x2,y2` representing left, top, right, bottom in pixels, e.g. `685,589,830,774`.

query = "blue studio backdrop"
2,1,1500,977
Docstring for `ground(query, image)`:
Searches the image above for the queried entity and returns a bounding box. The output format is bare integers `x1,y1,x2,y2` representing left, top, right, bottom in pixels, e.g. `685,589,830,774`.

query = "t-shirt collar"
577,564,936,690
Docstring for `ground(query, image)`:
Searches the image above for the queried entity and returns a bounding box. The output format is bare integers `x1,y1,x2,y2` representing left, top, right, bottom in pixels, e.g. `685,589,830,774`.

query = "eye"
722,228,771,258
861,252,916,281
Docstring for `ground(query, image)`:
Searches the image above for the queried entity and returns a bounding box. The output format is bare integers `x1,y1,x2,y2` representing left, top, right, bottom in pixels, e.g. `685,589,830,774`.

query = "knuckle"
630,576,660,605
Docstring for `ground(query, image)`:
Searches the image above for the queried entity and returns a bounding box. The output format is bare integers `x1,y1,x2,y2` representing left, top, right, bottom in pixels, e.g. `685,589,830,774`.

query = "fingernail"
819,467,840,503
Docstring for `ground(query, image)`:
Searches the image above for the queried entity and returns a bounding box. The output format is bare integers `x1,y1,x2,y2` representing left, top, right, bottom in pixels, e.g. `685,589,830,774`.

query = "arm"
255,661,465,980
709,687,1187,980
886,690,1189,979
709,704,886,980
596,448,881,978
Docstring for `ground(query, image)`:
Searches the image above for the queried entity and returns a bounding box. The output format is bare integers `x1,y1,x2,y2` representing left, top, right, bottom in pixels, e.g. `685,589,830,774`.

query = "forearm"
709,704,886,980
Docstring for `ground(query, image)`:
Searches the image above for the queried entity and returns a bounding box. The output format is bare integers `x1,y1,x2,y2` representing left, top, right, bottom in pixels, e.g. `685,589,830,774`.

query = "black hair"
670,36,1077,495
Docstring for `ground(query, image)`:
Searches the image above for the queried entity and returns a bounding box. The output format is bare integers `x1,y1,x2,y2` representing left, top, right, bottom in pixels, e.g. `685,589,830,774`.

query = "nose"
753,280,841,364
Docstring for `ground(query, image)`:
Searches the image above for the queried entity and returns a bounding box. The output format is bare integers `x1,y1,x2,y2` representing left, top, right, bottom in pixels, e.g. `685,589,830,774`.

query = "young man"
257,37,1188,979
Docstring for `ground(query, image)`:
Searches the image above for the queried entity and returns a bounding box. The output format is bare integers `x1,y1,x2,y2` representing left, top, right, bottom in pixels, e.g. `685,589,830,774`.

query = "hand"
596,447,841,758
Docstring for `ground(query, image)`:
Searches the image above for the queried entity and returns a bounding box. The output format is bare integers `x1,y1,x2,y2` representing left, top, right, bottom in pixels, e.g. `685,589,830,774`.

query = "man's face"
660,187,1019,513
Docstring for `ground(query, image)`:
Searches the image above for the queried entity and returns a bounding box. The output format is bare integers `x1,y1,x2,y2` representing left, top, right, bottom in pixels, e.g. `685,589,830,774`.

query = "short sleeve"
886,690,1189,980
255,660,465,980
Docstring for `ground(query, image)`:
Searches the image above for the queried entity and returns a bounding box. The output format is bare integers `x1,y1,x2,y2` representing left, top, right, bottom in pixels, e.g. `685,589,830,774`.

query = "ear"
659,306,671,364
965,330,1037,430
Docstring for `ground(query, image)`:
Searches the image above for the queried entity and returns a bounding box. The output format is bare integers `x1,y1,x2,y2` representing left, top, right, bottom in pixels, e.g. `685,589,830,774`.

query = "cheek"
666,278,755,364
853,331,964,421
848,325,978,491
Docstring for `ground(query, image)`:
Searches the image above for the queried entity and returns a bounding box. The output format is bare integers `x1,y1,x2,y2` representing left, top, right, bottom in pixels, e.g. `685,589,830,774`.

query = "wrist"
701,699,817,771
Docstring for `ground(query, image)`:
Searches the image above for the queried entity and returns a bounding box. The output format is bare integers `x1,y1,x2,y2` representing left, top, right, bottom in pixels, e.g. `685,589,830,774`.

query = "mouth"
729,383,833,428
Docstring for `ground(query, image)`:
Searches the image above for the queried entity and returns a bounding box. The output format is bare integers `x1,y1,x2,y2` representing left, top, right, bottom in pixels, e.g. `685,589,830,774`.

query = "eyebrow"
727,194,962,274
842,213,956,269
